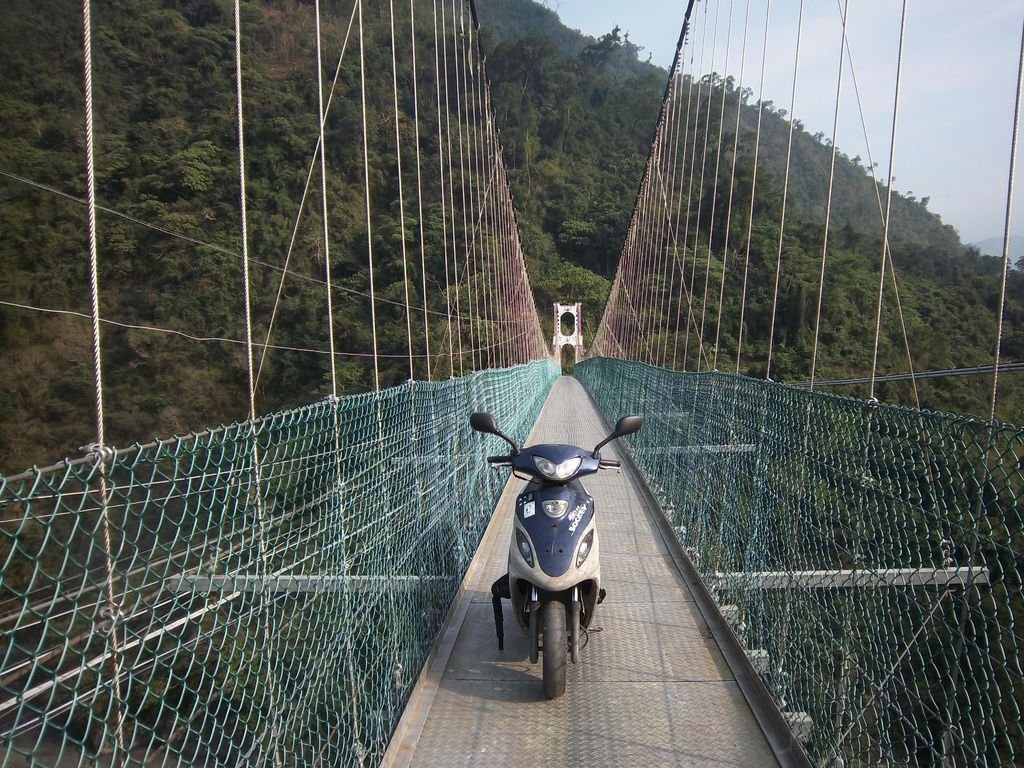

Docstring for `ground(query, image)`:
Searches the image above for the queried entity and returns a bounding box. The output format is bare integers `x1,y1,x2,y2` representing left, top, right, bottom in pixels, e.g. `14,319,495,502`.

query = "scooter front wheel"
542,601,567,699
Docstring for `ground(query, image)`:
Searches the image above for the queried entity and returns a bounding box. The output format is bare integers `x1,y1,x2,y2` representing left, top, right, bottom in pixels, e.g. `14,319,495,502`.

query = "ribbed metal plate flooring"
384,376,777,767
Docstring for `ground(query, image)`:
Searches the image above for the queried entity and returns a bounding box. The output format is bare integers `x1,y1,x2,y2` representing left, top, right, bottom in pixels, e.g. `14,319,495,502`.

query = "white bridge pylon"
552,302,585,363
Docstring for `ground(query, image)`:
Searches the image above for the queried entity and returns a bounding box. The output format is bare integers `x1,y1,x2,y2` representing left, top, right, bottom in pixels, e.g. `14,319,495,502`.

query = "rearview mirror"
613,415,643,437
592,414,643,457
469,411,520,454
469,412,499,434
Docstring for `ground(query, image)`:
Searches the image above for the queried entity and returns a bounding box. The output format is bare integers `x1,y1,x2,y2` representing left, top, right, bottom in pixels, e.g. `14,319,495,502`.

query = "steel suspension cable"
810,0,850,389
389,0,415,379
700,0,735,371
990,15,1024,421
254,4,357,389
680,0,712,369
869,0,909,401
660,70,688,365
357,0,381,389
232,0,281,761
315,0,338,396
735,0,772,372
655,72,687,366
80,0,126,758
765,0,804,381
450,0,476,370
672,17,703,368
831,7,921,407
687,0,721,371
409,0,431,376
431,0,455,378
713,0,753,369
440,0,465,375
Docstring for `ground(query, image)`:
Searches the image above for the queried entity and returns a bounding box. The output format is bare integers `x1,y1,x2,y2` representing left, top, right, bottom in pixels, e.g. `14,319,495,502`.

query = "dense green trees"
0,0,528,471
0,0,1020,472
477,5,1022,423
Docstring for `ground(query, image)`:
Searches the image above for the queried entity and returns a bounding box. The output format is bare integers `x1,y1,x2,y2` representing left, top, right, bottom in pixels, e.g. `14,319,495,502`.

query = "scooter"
469,411,643,698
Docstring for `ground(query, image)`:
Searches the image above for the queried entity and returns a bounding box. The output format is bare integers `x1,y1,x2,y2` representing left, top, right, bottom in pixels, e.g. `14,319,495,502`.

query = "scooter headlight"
533,455,582,481
576,530,595,567
515,528,534,568
542,499,569,518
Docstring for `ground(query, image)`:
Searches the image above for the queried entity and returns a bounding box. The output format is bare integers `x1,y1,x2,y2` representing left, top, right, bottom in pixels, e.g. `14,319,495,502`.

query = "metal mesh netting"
1,359,558,766
576,357,1024,767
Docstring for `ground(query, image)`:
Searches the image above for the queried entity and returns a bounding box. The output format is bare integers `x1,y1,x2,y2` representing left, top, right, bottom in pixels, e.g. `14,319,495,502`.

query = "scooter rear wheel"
542,601,566,699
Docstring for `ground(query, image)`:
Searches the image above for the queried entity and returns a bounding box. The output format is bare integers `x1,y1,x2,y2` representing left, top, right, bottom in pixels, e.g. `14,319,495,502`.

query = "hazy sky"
545,0,1024,245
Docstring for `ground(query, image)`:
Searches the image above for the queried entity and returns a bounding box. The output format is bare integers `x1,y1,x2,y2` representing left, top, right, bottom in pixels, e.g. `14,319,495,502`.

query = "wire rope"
357,0,381,390
314,0,338,396
810,0,850,390
990,15,1024,421
735,0,771,373
388,0,415,380
231,0,280,762
765,0,804,381
868,0,909,401
680,0,711,370
700,0,735,371
686,0,720,371
409,0,431,377
672,15,703,368
80,0,127,758
714,0,752,369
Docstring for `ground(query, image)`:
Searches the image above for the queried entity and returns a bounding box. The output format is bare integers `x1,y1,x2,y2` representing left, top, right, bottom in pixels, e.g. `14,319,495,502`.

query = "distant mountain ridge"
476,0,666,80
971,235,1024,265
475,0,1024,421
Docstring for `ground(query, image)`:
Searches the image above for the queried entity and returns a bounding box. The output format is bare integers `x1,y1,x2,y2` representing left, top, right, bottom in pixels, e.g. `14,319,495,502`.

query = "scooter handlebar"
598,458,620,469
487,455,513,466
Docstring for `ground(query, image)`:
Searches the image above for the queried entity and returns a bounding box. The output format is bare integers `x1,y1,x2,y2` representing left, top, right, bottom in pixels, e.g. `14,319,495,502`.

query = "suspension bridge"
1,0,1023,766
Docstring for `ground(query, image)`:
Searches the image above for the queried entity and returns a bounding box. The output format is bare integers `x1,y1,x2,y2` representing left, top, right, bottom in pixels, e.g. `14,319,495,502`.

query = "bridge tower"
552,302,585,363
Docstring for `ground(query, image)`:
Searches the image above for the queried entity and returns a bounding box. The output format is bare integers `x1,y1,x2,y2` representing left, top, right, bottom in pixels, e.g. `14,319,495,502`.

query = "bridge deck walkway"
384,376,777,767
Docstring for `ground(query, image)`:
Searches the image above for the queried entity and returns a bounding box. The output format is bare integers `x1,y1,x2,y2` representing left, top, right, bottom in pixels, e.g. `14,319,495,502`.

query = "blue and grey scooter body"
469,412,643,699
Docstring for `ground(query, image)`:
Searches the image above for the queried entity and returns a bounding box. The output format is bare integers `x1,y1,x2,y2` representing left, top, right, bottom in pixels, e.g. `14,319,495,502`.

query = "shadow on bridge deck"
383,377,780,768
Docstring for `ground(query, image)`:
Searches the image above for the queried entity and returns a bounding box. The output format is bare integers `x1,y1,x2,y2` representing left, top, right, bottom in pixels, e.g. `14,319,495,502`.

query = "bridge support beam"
552,302,585,362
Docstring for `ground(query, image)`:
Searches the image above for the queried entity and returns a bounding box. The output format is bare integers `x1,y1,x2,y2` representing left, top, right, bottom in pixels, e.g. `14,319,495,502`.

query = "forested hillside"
0,0,524,472
0,0,1021,473
477,0,1023,421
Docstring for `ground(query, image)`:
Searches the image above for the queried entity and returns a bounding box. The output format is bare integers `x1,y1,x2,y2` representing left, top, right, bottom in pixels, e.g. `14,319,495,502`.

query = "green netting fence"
576,357,1024,767
1,359,558,767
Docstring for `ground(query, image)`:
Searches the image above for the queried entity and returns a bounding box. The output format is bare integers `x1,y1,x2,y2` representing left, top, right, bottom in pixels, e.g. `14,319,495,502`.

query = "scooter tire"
542,601,567,699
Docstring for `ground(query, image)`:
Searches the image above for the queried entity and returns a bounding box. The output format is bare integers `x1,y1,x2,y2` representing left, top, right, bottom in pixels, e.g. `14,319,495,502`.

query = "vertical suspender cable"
410,0,431,378
659,70,686,365
388,0,415,380
672,19,702,368
81,0,126,759
680,0,710,369
432,0,455,377
714,0,752,368
810,0,850,389
450,0,476,370
765,0,804,381
232,1,282,762
736,0,771,373
700,0,735,371
990,16,1024,421
315,0,338,396
868,0,909,401
440,0,465,375
357,0,381,390
464,4,489,366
